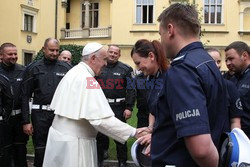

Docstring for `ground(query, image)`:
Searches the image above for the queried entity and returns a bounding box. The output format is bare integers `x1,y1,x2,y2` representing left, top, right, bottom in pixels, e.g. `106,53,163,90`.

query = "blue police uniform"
231,65,250,138
146,71,165,117
135,71,165,128
224,79,243,131
151,42,228,166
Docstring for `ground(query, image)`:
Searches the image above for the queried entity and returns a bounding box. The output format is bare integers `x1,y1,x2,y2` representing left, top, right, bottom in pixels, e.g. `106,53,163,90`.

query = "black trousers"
9,114,29,167
31,110,54,167
0,120,12,167
96,103,128,163
96,132,109,163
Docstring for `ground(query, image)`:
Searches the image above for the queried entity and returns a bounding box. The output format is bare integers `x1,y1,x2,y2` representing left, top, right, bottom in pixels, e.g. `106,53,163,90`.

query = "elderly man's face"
94,48,108,76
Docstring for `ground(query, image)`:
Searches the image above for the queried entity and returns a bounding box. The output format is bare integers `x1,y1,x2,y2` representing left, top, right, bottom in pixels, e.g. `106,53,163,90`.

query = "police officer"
96,44,136,167
151,3,228,166
0,43,29,167
0,73,13,167
225,41,250,138
21,38,71,167
206,48,242,130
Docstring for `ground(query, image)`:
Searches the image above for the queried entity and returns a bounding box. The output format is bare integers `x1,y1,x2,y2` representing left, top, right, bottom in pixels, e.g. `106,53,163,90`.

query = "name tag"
55,73,65,76
16,78,23,81
113,73,121,76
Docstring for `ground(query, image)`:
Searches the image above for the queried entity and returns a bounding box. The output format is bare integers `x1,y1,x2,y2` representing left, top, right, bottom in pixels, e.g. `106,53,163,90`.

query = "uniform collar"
107,61,119,68
174,41,204,60
146,70,163,80
43,57,57,65
0,62,15,71
235,65,250,79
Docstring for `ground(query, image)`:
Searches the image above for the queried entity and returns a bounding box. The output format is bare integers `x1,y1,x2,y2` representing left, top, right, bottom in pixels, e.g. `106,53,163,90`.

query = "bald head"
58,50,72,64
43,38,60,61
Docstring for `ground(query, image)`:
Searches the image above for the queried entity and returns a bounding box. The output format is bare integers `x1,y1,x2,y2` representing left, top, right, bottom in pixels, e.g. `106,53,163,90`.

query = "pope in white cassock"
43,42,137,167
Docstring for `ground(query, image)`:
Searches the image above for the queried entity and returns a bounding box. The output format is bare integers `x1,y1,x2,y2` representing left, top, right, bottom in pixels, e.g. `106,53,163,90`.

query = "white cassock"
43,62,136,167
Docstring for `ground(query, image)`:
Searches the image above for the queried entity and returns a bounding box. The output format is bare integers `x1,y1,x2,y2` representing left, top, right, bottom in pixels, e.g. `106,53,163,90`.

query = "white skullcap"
82,42,103,56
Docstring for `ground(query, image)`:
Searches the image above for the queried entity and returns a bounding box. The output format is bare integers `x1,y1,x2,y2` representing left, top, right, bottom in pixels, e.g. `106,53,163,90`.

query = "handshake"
134,126,153,156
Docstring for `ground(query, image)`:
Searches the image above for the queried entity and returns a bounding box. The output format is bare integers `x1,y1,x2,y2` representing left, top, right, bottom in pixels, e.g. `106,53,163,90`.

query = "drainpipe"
55,0,58,39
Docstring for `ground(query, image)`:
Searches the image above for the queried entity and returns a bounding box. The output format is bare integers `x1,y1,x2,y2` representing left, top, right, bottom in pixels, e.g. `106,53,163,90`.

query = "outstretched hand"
134,128,149,139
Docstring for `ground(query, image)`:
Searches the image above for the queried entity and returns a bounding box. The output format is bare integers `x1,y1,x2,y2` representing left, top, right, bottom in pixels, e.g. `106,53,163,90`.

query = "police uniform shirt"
96,61,135,111
226,80,243,119
0,74,13,121
21,58,71,124
135,71,165,127
146,71,165,117
151,42,228,166
0,63,24,110
232,65,250,134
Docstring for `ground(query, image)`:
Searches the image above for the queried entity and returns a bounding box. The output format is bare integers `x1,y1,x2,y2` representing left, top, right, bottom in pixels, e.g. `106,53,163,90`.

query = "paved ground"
27,155,137,167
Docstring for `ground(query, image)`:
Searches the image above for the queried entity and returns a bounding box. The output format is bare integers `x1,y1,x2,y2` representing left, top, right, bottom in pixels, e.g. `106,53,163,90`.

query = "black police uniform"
0,62,29,167
231,65,250,138
151,42,228,166
135,73,149,128
0,73,13,167
21,58,71,167
96,61,136,165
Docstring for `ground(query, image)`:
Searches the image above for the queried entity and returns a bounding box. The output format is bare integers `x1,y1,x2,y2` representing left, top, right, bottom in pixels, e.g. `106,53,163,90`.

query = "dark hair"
131,39,169,71
43,38,59,47
0,42,16,54
225,41,250,56
157,3,200,37
205,47,221,57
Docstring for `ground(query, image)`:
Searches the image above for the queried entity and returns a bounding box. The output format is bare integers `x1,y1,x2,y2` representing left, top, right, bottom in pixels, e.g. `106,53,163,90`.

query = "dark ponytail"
131,39,169,72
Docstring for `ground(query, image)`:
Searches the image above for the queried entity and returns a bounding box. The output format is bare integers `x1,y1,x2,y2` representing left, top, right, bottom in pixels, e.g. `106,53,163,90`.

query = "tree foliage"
34,44,84,66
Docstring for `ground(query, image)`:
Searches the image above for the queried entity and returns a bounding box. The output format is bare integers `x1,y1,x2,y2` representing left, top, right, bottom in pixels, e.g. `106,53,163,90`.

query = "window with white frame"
136,0,154,24
21,6,37,32
24,14,33,32
82,3,99,28
204,0,223,24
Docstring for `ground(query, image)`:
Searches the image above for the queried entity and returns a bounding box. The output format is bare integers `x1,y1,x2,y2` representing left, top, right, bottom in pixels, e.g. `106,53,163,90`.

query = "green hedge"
34,44,84,66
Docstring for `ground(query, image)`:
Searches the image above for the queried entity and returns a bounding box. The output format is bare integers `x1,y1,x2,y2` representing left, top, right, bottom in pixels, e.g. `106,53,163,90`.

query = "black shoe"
118,162,127,167
103,150,109,160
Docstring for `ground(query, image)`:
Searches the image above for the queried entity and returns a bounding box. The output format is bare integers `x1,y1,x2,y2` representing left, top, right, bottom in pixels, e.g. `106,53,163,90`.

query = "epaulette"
171,54,186,66
25,59,42,69
58,61,73,69
118,61,132,71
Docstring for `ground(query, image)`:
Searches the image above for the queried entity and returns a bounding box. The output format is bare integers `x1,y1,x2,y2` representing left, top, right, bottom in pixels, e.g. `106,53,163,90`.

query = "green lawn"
27,107,138,160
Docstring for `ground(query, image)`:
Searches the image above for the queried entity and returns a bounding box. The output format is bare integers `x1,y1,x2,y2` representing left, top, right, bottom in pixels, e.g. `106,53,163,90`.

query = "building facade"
0,0,250,70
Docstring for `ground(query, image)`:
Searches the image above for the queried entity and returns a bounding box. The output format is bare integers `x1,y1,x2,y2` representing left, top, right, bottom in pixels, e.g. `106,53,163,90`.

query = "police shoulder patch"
236,98,243,110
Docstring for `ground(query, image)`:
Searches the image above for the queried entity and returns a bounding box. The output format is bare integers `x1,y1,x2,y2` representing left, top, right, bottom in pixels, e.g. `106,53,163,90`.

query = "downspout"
55,0,58,39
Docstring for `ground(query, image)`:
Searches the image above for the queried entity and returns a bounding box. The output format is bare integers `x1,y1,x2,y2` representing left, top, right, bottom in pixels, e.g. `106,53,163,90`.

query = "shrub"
34,44,84,66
